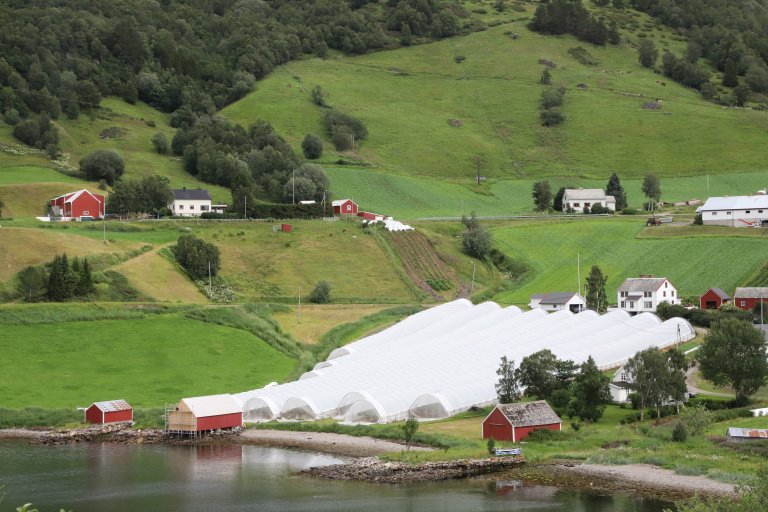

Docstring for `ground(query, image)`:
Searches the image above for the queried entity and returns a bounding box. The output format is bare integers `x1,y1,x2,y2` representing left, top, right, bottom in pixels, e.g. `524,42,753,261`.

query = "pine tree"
47,255,66,301
76,258,95,297
605,172,627,210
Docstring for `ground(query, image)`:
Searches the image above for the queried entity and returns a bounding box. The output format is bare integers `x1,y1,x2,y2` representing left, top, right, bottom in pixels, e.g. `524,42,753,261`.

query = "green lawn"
490,217,768,304
0,315,294,408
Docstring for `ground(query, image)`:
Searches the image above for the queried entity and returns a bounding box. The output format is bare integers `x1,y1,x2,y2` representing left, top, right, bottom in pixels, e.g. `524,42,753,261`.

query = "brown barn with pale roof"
482,401,562,442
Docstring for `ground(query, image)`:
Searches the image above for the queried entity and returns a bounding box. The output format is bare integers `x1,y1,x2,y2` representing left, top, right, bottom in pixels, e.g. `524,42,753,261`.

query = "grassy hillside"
490,217,768,304
0,312,294,408
222,8,768,181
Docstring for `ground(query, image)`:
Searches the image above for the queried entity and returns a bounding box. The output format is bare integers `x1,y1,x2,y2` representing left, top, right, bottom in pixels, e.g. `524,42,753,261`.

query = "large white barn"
696,195,768,227
562,189,616,212
234,299,694,424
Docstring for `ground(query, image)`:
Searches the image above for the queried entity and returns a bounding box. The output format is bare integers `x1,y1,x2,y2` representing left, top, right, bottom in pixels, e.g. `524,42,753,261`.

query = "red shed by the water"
482,401,561,442
332,199,358,215
84,399,133,424
166,394,242,434
699,288,730,310
49,189,105,220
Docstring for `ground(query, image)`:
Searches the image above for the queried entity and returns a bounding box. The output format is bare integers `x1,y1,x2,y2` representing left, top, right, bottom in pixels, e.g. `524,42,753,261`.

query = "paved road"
686,365,733,398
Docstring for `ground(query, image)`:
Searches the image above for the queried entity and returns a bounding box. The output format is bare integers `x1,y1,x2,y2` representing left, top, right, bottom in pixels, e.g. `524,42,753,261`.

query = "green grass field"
489,217,768,304
223,9,768,181
0,166,84,185
0,315,294,408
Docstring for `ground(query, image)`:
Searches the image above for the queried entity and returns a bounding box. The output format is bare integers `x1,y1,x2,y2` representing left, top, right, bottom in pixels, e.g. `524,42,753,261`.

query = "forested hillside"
632,0,768,97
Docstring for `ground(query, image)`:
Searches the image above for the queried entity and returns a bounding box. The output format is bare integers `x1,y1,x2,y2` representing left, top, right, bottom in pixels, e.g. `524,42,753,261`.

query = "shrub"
310,280,331,304
302,134,324,159
151,132,169,154
693,213,703,225
527,428,561,441
540,109,565,126
672,421,688,442
172,234,221,280
622,207,638,215
486,437,496,454
79,149,124,185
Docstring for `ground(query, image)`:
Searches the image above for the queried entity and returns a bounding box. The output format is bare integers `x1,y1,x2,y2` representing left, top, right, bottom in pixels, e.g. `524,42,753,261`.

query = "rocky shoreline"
303,456,526,484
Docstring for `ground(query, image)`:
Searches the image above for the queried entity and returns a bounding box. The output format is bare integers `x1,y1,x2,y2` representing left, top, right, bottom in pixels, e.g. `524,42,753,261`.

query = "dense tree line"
0,0,466,152
631,0,768,95
106,175,173,217
529,0,619,46
16,254,94,302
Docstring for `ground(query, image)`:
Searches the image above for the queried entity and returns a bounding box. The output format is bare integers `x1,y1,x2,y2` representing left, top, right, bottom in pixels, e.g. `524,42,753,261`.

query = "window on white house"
671,291,675,297
190,205,195,210
574,203,580,207
621,291,628,297
620,301,626,308
629,301,635,308
201,205,209,211
746,210,751,214
712,212,717,216
644,291,651,297
179,205,184,209
760,210,764,213
663,291,666,297
727,211,732,215
644,301,653,309
585,202,591,207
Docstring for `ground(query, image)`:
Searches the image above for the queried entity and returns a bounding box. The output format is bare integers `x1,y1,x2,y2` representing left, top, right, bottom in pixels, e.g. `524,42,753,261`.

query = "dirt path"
686,365,733,398
240,429,432,458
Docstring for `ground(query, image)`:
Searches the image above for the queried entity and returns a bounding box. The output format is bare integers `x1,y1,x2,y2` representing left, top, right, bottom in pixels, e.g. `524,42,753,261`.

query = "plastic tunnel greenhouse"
234,299,695,424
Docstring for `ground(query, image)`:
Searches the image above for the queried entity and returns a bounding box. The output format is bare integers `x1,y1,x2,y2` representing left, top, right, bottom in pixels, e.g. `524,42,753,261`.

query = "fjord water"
0,442,670,512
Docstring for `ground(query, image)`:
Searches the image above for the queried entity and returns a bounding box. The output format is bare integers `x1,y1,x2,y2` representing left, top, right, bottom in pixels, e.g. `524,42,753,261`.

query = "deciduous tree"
638,39,658,68
699,318,768,404
532,180,552,212
173,234,221,280
570,356,611,422
79,150,125,185
461,212,492,259
585,265,607,312
641,173,661,205
496,355,521,403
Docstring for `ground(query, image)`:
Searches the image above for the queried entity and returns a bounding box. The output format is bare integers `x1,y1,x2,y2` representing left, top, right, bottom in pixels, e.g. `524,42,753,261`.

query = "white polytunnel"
233,299,695,424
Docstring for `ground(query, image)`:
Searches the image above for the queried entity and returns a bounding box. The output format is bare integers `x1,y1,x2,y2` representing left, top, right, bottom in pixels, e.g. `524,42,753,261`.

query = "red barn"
167,394,242,434
482,401,561,442
733,287,768,311
332,199,358,215
84,399,133,424
700,288,730,310
357,211,385,221
49,189,105,220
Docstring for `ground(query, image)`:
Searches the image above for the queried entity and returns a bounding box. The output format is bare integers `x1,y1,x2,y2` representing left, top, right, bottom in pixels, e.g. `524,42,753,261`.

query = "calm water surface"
0,441,672,512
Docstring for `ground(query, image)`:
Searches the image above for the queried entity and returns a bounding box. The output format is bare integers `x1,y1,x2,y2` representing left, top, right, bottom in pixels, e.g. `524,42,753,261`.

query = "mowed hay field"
222,11,768,181
490,217,768,305
0,315,294,408
272,304,395,344
327,167,768,219
114,248,207,304
0,227,142,281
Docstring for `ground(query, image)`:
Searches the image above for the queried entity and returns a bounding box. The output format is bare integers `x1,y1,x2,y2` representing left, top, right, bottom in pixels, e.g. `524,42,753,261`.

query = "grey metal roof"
727,427,768,439
699,195,768,212
618,278,669,293
497,400,562,427
172,189,211,200
709,288,731,300
538,292,583,305
734,287,768,299
563,188,609,201
91,399,131,412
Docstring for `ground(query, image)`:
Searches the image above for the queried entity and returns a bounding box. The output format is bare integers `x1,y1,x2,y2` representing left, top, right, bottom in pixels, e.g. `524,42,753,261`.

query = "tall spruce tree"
605,173,627,210
76,259,95,297
47,254,75,301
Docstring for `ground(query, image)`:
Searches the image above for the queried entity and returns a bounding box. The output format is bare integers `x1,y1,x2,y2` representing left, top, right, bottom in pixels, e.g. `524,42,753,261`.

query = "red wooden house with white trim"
733,287,768,311
166,394,242,433
699,288,730,310
482,401,561,442
85,399,133,424
332,199,358,215
49,189,105,220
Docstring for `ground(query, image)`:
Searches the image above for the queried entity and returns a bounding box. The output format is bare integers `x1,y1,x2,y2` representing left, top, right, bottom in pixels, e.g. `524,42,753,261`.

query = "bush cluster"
172,234,221,280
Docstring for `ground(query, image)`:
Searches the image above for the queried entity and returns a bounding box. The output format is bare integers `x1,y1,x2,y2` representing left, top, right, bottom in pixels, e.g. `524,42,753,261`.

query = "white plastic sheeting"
235,299,695,424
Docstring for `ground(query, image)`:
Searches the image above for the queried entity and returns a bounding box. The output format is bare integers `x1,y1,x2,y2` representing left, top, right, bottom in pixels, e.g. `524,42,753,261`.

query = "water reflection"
0,441,672,512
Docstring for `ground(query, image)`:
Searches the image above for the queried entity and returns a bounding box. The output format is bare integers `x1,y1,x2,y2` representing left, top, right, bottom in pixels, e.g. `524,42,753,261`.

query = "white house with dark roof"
696,195,768,227
617,276,679,314
529,292,586,313
562,189,616,213
169,189,212,217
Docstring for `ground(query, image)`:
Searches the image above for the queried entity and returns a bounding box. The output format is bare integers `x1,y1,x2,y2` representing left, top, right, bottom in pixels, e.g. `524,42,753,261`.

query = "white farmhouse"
529,292,586,313
562,189,616,212
617,276,679,314
169,189,213,217
609,364,633,404
696,195,768,227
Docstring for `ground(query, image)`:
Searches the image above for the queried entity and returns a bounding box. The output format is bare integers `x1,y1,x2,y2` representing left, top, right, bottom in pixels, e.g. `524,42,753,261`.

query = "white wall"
170,199,212,217
702,209,768,227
